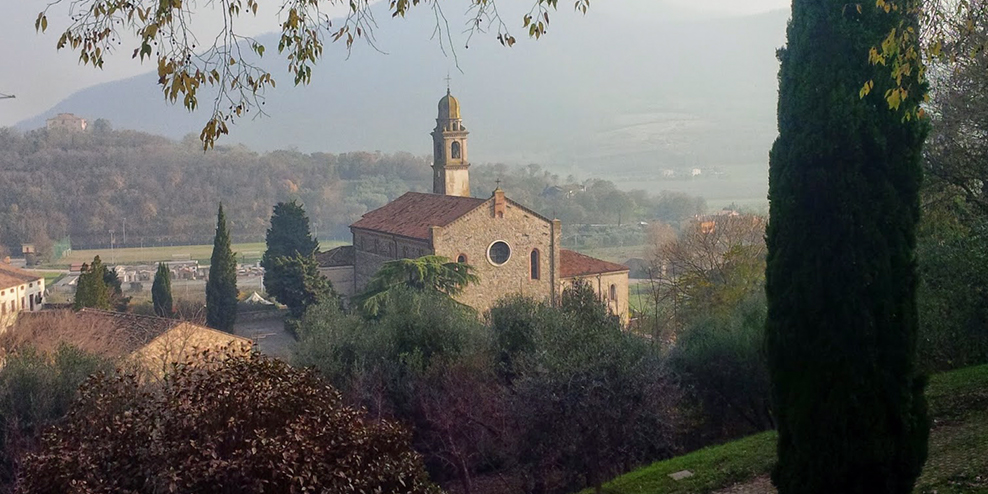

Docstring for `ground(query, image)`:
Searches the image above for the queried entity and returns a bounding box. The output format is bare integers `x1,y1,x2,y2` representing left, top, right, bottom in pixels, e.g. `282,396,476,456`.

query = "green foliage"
15,349,440,494
264,254,335,336
0,128,708,256
150,263,173,317
490,282,678,494
766,0,929,492
297,284,678,494
72,256,110,310
916,218,988,371
262,200,319,306
0,345,113,487
353,256,479,317
589,364,988,494
295,288,485,396
669,292,773,440
35,0,586,148
261,200,319,267
101,263,130,311
206,204,238,332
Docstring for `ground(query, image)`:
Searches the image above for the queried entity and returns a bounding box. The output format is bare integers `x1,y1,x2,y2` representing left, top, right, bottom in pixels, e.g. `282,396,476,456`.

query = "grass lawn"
628,282,655,315
584,364,988,494
571,244,647,264
41,272,65,286
47,240,348,267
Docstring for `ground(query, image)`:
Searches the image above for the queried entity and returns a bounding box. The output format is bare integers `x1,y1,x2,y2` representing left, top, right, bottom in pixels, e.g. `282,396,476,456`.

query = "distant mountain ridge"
16,8,787,177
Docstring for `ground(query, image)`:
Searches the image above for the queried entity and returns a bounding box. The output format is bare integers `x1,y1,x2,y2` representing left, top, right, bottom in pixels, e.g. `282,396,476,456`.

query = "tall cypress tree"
261,200,319,304
151,262,173,317
766,2,928,493
74,256,111,310
206,204,238,331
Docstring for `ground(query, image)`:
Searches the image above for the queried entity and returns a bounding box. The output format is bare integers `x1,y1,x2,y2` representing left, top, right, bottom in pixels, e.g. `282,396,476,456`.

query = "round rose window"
488,241,511,265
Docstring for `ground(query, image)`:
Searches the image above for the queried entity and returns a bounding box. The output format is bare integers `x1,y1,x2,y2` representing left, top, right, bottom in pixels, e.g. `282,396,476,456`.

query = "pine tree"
261,200,319,304
151,263,173,317
73,256,111,310
206,204,238,331
765,1,929,492
265,254,336,335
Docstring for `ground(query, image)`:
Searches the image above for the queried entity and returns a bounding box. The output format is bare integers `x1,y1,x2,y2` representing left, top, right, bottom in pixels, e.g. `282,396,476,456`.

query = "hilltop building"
0,263,45,331
46,113,88,132
318,90,629,322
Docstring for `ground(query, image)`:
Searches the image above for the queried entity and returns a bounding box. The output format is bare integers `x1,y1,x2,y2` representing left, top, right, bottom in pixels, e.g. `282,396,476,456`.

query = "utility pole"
109,230,115,265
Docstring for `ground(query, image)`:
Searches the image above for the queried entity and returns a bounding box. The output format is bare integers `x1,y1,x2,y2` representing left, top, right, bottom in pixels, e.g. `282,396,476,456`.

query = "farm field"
48,241,348,267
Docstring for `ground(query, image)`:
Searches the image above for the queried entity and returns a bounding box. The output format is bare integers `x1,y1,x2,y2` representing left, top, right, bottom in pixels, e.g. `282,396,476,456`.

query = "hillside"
14,7,787,203
0,127,706,257
583,364,988,494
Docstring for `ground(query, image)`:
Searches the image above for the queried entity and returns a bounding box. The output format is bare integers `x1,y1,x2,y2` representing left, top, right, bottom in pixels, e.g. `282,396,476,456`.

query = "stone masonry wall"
352,230,432,292
560,270,630,325
435,197,558,317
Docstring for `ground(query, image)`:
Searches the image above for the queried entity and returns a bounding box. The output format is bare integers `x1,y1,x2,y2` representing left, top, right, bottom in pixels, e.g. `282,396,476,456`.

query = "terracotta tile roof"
560,249,629,278
8,309,185,356
351,192,486,240
8,309,251,356
315,245,355,267
0,264,42,291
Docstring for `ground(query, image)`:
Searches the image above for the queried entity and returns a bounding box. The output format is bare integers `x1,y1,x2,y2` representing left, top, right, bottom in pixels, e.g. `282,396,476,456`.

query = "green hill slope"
584,364,988,494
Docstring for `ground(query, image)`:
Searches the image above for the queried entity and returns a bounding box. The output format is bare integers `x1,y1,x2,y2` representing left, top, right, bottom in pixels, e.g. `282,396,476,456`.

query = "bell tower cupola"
432,88,470,197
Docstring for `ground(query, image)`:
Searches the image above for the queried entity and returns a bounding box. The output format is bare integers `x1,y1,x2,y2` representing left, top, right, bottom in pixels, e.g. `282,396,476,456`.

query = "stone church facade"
317,90,629,322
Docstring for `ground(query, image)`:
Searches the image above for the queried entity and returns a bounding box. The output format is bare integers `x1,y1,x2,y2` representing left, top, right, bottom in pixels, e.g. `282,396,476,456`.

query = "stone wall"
560,270,630,325
435,196,558,317
318,266,356,297
352,229,432,291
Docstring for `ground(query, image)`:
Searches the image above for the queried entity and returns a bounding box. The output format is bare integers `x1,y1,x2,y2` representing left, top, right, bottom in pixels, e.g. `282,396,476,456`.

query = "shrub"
0,345,113,488
916,222,988,371
15,349,440,494
295,287,486,414
669,292,773,443
491,283,681,494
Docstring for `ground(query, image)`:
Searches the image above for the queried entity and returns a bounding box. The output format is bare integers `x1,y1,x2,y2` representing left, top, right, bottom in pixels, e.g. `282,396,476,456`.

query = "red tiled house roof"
351,192,486,240
560,249,629,278
0,264,42,291
315,245,355,267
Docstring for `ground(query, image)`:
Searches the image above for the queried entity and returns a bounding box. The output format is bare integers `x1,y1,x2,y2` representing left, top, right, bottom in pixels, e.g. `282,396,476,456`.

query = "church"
317,90,629,322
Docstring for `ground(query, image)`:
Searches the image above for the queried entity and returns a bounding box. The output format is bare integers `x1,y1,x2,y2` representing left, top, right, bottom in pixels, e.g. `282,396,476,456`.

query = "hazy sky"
0,0,790,127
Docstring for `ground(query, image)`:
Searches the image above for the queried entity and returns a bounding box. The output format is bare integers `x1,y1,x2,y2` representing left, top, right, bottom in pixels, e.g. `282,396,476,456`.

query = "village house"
46,112,88,132
4,309,252,376
0,262,45,331
318,90,629,323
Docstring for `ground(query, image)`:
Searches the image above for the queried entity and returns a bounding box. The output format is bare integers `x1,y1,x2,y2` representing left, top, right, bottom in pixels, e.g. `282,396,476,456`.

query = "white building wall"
1,278,46,331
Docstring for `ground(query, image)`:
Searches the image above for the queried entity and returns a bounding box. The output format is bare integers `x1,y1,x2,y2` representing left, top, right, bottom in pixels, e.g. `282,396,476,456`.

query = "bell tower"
432,88,470,197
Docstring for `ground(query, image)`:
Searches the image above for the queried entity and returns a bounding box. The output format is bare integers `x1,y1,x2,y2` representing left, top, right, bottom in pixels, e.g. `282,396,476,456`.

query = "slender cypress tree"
261,200,319,304
206,204,238,331
151,262,173,317
74,256,111,310
766,1,929,492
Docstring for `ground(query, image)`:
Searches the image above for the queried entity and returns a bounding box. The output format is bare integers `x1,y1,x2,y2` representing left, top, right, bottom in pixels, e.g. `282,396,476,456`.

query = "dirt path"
711,475,775,494
233,315,295,361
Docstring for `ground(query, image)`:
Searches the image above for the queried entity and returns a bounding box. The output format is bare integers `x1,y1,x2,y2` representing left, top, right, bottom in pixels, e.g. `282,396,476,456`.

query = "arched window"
530,249,540,280
457,254,467,264
451,141,461,159
609,284,618,302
